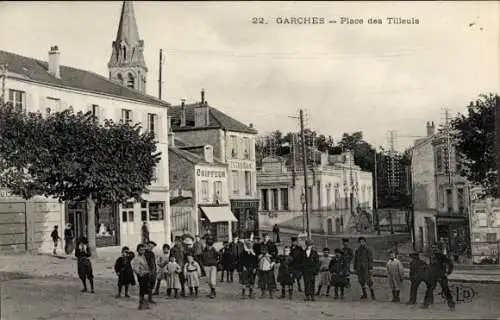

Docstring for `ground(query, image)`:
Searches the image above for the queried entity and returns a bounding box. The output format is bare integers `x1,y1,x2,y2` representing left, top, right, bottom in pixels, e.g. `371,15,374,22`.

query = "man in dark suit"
353,237,375,300
301,239,320,301
423,244,456,310
228,233,245,283
290,236,304,292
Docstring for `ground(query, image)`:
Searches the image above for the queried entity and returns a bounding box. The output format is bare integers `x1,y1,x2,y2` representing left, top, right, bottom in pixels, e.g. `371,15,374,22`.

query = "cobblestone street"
2,272,499,320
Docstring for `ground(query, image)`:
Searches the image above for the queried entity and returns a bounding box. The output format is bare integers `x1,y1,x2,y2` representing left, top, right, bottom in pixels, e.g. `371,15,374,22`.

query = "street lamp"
300,193,306,233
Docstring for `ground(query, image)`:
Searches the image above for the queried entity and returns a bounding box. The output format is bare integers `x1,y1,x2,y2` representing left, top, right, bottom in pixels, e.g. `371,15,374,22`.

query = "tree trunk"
86,196,97,257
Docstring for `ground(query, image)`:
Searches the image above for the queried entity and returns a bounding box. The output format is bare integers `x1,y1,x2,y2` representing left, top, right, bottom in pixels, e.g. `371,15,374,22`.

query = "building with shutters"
168,91,259,238
0,1,171,252
168,131,236,244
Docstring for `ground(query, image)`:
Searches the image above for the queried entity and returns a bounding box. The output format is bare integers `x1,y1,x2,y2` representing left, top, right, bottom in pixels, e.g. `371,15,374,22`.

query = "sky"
0,1,498,151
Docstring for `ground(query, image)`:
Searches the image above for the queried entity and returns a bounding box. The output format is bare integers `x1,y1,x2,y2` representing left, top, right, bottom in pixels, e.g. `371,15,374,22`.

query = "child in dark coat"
329,248,349,300
258,247,276,298
277,246,295,299
114,246,136,298
75,236,94,293
238,240,258,299
220,241,232,282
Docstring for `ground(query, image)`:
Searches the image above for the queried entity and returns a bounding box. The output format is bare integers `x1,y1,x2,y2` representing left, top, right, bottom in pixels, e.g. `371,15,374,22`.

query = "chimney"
194,99,209,128
204,144,214,163
180,99,186,127
201,88,205,104
48,45,60,79
168,116,175,147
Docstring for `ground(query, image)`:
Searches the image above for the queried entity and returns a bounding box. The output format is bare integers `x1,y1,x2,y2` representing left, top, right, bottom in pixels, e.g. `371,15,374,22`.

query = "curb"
371,267,500,284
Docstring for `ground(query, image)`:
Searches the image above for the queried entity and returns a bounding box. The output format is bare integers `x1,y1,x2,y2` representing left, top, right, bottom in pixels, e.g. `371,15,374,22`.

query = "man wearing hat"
301,239,320,301
407,251,430,306
145,241,157,304
353,237,375,300
342,238,354,288
170,236,186,297
423,244,455,310
290,236,304,292
202,237,221,298
229,233,245,283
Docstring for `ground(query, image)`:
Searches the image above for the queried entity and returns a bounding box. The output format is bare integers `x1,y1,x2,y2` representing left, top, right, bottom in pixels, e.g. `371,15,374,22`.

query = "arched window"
127,73,135,89
117,73,123,85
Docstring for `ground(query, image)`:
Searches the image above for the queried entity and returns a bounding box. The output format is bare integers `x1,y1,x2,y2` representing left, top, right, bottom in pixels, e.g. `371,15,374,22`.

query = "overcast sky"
0,1,498,150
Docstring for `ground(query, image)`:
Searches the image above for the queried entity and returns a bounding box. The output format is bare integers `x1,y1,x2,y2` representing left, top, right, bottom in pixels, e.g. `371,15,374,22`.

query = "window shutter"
24,92,32,113
154,113,161,141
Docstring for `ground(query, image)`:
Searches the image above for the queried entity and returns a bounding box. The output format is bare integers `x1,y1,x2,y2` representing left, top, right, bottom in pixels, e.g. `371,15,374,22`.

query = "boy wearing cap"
342,238,354,288
202,237,221,299
302,239,320,301
329,248,349,300
316,248,332,296
290,236,304,292
353,237,375,300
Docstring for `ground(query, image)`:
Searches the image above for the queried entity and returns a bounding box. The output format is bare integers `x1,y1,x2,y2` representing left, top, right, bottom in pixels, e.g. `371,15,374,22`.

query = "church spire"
108,1,148,93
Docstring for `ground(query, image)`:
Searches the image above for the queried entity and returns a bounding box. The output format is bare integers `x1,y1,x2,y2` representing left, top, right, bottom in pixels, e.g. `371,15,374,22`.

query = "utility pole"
497,95,500,198
299,109,311,239
158,49,163,100
374,149,380,235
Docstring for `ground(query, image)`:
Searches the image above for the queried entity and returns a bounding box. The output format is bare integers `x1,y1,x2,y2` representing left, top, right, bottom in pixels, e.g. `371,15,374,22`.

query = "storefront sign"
230,199,259,209
196,169,226,178
228,160,254,171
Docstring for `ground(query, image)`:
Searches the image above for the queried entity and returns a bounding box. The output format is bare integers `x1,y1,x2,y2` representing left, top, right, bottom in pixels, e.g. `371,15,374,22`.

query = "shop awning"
200,206,237,223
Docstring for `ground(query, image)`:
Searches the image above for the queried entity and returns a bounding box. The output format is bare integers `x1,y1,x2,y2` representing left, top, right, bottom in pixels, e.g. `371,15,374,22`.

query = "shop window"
149,202,165,221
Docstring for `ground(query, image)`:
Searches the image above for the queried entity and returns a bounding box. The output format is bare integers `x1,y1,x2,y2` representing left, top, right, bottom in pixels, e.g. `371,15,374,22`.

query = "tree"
0,104,161,253
450,93,498,197
336,131,376,171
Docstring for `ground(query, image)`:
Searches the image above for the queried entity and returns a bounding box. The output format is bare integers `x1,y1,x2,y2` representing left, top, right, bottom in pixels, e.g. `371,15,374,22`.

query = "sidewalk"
1,252,500,284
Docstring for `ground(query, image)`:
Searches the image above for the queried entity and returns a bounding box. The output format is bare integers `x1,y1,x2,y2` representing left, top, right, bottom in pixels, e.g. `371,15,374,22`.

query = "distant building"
257,151,373,234
409,121,438,252
168,91,259,238
376,150,411,209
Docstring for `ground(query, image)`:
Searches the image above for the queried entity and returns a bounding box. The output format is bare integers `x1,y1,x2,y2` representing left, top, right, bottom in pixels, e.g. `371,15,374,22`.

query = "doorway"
335,218,341,234
67,201,87,239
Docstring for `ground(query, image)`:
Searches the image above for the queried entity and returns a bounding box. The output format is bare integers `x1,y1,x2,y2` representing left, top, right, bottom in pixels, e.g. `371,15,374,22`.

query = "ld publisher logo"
437,284,477,304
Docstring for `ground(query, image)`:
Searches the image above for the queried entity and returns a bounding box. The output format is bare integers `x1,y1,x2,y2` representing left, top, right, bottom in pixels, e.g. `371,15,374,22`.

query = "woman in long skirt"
75,236,94,293
184,254,201,297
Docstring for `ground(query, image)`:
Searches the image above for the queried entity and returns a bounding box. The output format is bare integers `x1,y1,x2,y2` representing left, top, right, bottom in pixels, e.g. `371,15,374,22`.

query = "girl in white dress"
184,253,202,297
165,256,182,298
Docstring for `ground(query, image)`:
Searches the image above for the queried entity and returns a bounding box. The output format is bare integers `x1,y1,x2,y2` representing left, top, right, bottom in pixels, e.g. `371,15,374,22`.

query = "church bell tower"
108,1,148,93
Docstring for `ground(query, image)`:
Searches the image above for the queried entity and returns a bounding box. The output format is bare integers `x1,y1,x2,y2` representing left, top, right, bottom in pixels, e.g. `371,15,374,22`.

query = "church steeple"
108,1,148,93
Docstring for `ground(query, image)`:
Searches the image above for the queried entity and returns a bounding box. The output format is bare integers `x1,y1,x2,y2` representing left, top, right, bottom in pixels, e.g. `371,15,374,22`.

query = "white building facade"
0,47,171,252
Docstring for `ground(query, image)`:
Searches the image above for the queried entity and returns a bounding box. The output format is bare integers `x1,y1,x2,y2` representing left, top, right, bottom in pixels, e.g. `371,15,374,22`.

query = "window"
149,202,165,221
117,73,123,85
272,189,279,210
231,171,239,195
151,165,159,183
201,181,209,201
147,113,159,137
243,138,250,159
438,186,445,209
472,233,481,242
230,135,238,158
281,188,289,210
446,189,453,213
486,233,497,242
214,181,223,202
127,73,135,89
261,189,269,210
436,148,443,173
8,89,25,112
141,201,148,221
45,97,61,115
334,188,340,209
121,202,134,222
121,109,132,123
244,171,251,195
